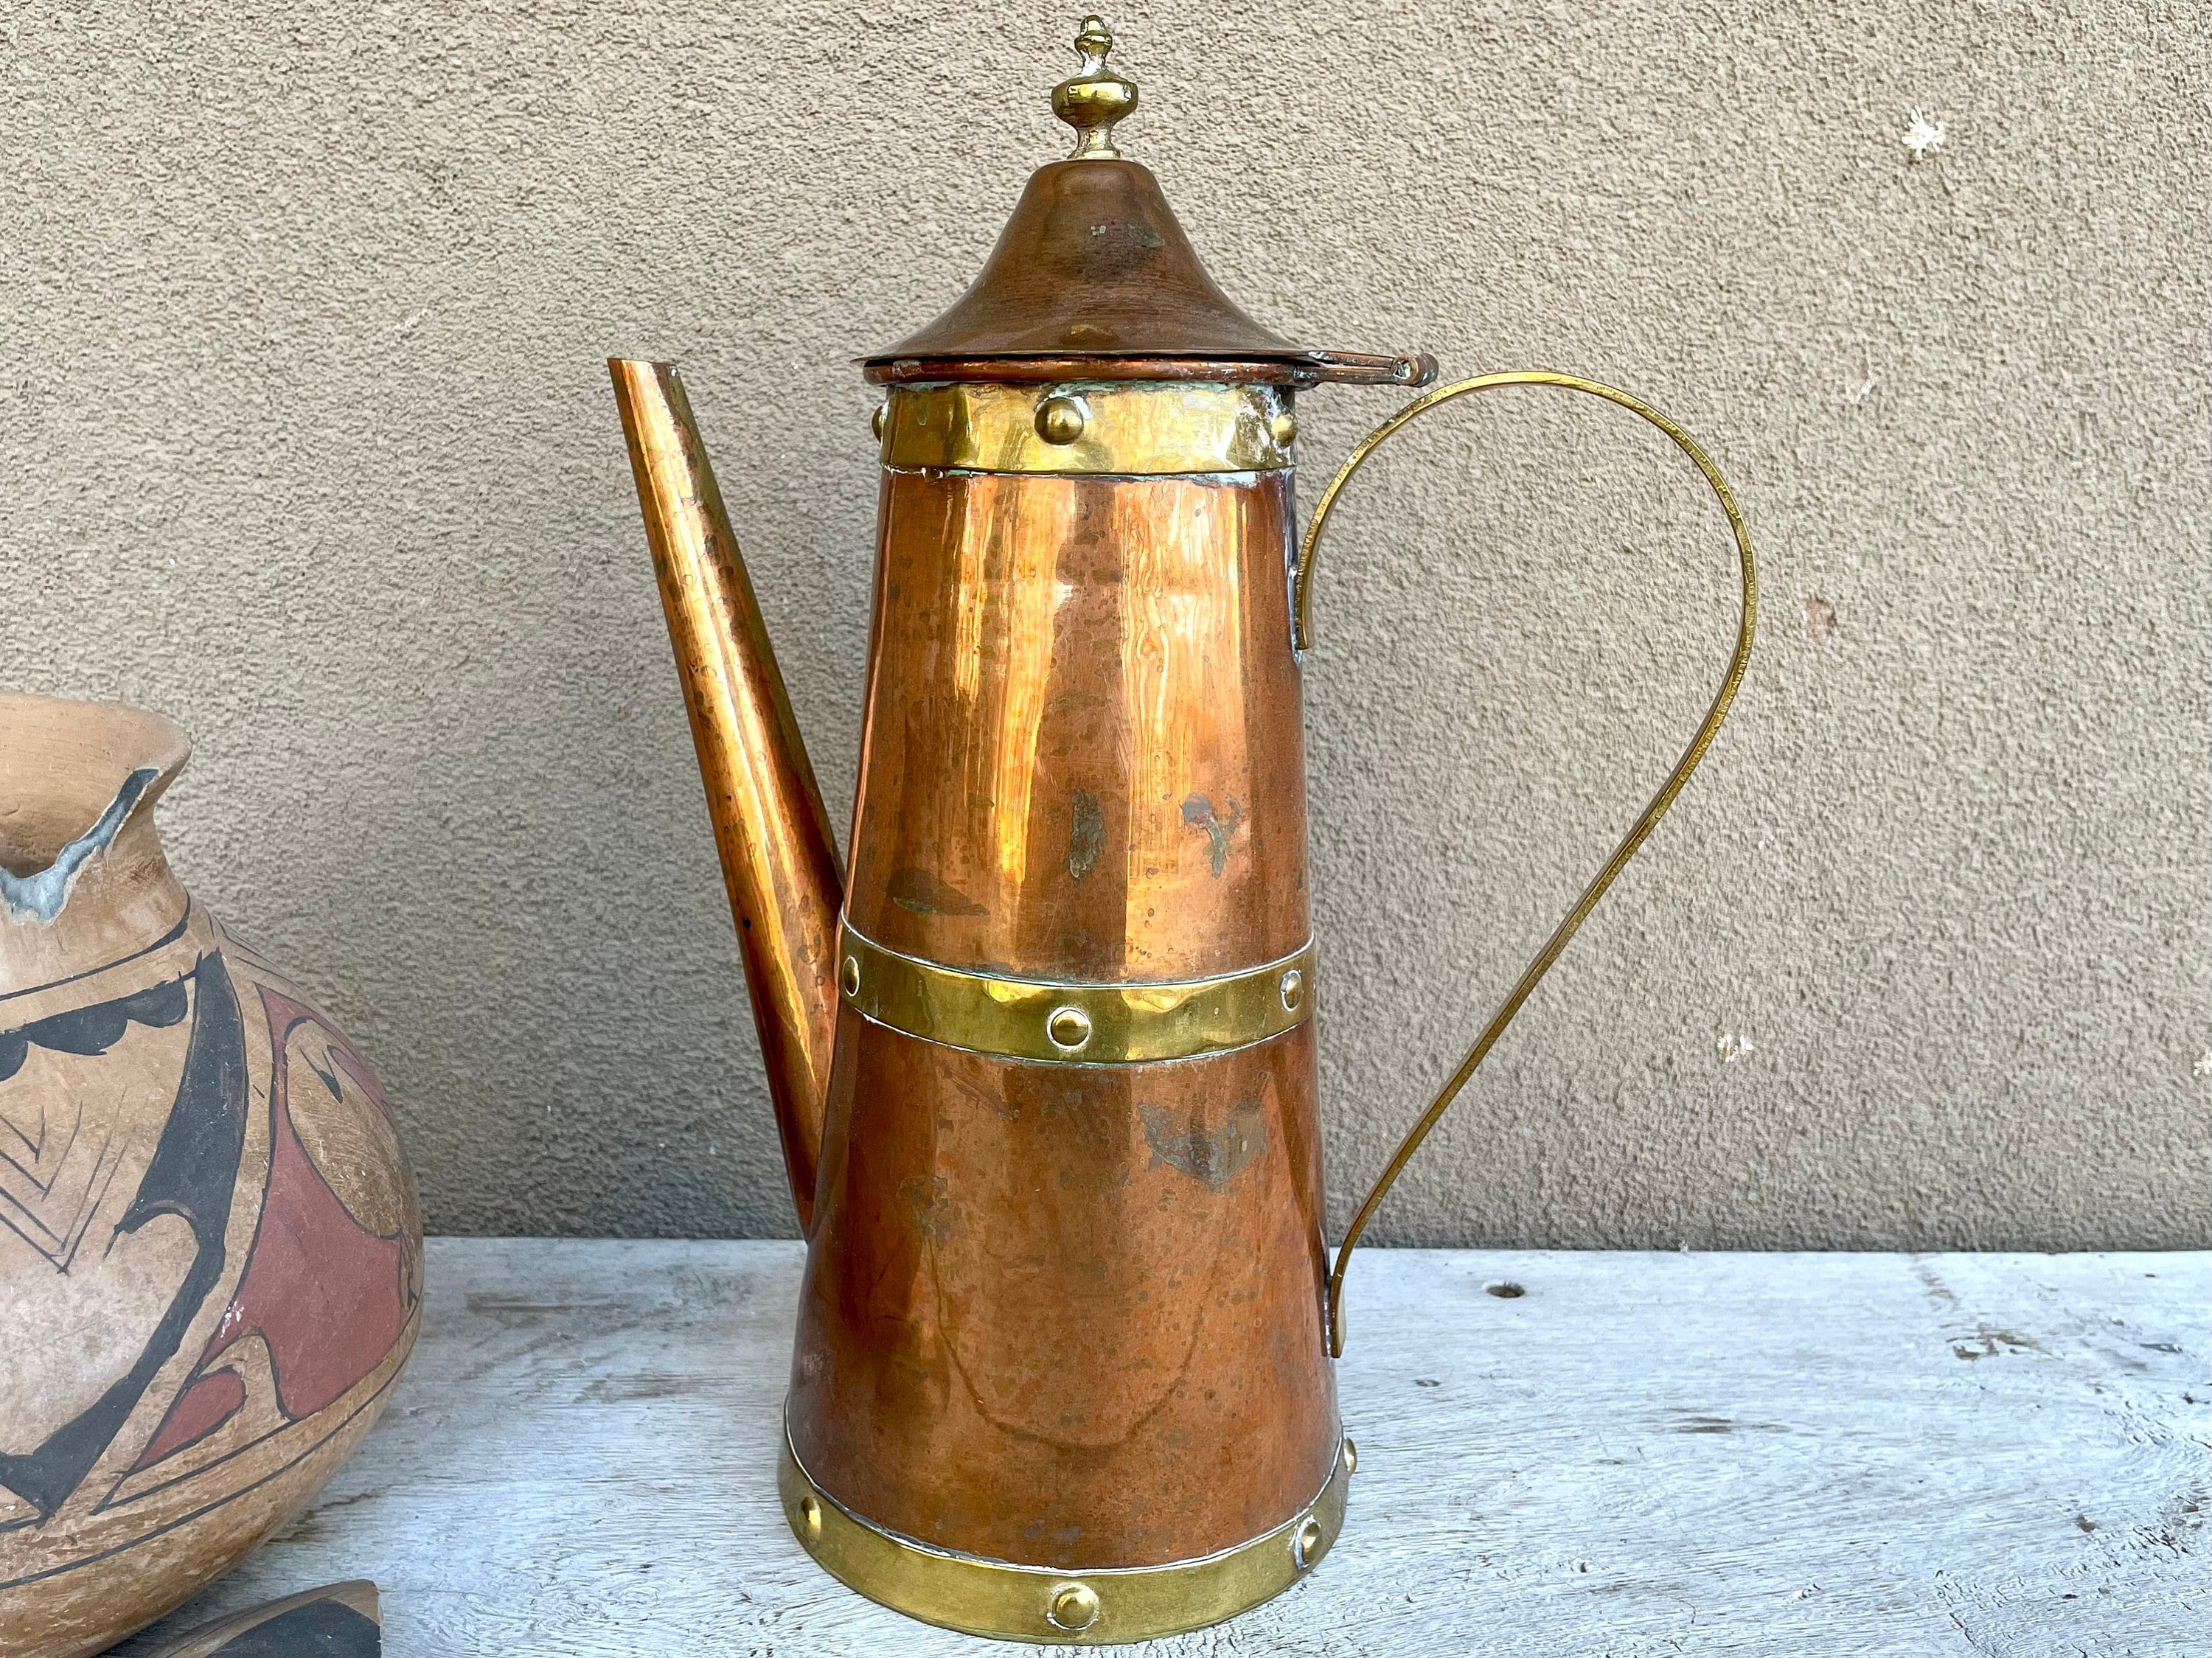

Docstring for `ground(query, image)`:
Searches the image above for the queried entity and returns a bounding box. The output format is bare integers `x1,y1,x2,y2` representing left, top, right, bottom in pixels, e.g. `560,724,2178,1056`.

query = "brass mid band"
838,922,1314,1065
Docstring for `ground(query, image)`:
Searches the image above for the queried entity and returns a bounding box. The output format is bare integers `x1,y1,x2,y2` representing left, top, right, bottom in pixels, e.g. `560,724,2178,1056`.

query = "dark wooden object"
125,1581,379,1657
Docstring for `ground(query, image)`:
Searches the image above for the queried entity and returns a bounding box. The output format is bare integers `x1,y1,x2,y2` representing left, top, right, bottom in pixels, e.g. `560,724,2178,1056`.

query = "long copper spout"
610,360,844,1233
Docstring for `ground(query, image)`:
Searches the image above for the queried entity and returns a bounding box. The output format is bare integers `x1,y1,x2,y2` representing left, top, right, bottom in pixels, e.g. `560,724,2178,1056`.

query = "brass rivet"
1343,1437,1358,1475
1048,1582,1101,1631
1279,969,1304,1013
1270,410,1298,447
1046,1005,1093,1051
799,1494,822,1542
841,955,861,998
872,403,887,440
1294,1516,1324,1570
1035,394,1088,445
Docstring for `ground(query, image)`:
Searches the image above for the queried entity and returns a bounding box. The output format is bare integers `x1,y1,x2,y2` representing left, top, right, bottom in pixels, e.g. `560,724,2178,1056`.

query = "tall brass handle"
1298,371,1759,1356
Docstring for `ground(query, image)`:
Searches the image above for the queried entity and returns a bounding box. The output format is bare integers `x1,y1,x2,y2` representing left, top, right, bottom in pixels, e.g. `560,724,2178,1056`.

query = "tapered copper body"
787,444,1337,1569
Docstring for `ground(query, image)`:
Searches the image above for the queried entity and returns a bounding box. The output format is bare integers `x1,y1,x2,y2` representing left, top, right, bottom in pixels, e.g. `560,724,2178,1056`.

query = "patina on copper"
842,467,1310,980
796,1011,1333,1567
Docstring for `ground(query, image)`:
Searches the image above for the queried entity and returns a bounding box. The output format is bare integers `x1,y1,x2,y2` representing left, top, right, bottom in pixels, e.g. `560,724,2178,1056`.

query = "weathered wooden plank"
111,1242,2207,1657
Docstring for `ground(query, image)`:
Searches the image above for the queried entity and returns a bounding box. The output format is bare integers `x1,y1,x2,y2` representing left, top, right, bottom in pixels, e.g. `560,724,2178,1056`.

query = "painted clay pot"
0,694,422,1658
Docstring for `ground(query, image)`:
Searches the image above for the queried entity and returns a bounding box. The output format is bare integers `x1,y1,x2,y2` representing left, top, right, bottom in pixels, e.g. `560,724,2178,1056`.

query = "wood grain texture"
110,1240,2206,1657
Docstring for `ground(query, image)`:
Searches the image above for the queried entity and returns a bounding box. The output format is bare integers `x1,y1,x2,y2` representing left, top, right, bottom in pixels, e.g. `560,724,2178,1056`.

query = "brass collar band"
838,923,1313,1065
781,1424,1353,1644
879,380,1294,476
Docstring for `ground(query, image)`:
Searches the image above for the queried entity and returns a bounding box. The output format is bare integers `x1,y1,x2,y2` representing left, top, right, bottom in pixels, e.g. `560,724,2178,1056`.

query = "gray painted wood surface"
114,1241,2207,1657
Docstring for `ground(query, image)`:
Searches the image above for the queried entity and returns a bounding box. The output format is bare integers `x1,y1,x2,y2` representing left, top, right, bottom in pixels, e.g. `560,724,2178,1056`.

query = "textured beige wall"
4,2,2205,1246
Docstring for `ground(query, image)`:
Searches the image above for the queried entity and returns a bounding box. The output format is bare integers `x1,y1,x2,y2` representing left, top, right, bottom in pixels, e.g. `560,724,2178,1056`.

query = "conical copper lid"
865,18,1433,387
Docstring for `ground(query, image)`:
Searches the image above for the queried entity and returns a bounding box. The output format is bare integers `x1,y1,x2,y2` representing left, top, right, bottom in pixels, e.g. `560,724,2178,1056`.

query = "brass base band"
780,1426,1354,1645
880,380,1295,475
837,923,1314,1065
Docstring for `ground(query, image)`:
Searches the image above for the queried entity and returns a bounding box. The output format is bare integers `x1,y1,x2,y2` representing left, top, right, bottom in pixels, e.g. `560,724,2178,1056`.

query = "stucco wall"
5,1,2205,1245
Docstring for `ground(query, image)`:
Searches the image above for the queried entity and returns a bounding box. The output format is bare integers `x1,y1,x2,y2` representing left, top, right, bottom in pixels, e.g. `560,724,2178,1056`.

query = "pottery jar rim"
0,692,192,879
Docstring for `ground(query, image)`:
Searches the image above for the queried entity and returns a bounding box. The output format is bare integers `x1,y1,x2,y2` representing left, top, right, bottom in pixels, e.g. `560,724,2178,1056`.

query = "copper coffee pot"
610,16,1756,1644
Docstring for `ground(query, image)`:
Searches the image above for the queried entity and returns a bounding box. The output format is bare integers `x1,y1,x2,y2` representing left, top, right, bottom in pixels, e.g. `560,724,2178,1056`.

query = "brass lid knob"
1051,15,1137,161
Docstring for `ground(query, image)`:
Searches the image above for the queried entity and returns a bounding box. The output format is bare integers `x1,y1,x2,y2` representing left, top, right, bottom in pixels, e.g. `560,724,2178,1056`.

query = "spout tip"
610,361,698,441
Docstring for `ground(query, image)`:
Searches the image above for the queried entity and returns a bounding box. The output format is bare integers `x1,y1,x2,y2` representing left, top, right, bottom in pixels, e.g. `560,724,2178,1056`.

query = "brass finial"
1051,15,1137,161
